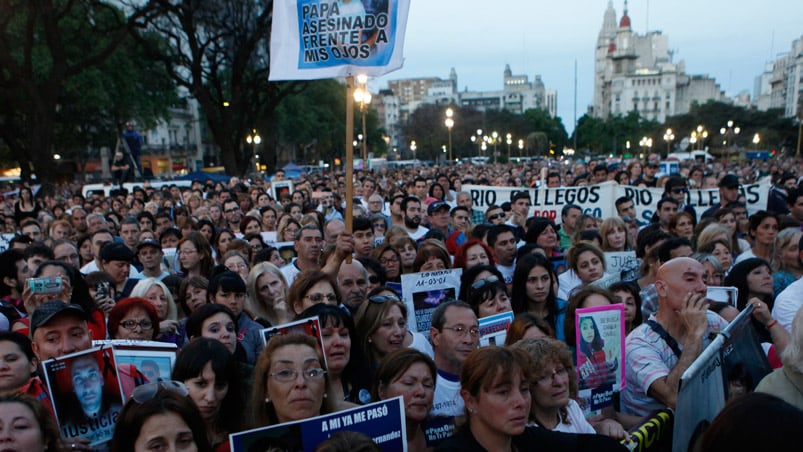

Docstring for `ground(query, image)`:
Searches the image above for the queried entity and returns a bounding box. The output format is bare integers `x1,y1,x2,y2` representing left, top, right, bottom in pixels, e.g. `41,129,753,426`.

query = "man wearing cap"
30,301,92,362
99,242,140,299
701,174,742,219
138,239,169,280
636,162,658,187
427,201,451,236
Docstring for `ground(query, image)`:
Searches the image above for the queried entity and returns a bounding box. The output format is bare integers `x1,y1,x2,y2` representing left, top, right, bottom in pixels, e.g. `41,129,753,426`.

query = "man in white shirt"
401,196,428,241
772,234,803,331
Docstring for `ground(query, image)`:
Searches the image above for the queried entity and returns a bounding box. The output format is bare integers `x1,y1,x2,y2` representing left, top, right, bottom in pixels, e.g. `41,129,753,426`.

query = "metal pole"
361,103,368,162
345,76,355,244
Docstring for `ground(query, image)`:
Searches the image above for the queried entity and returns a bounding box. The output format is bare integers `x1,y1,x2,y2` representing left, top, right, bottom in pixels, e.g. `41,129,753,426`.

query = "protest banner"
672,305,769,452
230,397,407,452
0,233,14,252
42,346,124,446
270,0,411,80
94,340,178,400
478,311,514,347
463,177,770,224
271,180,294,203
423,416,456,448
401,269,462,337
604,251,638,277
261,231,279,244
575,304,625,413
623,409,673,452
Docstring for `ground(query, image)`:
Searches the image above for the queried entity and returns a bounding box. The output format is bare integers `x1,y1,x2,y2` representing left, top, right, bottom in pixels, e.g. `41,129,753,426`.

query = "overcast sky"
373,0,803,133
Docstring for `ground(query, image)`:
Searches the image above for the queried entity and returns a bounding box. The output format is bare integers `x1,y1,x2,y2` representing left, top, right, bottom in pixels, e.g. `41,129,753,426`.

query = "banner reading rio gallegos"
270,0,411,80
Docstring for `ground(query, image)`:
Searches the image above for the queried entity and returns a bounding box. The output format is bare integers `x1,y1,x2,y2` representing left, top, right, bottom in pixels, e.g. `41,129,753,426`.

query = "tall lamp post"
246,129,262,175
353,74,372,162
505,133,513,160
720,120,741,160
444,108,454,162
752,133,761,150
690,125,708,151
639,136,653,157
410,140,417,161
518,139,525,157
663,128,675,156
470,129,484,158
491,131,499,162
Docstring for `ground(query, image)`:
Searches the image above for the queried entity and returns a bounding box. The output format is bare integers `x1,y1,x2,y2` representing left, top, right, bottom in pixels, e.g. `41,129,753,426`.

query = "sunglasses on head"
471,275,500,290
131,380,188,404
369,294,400,304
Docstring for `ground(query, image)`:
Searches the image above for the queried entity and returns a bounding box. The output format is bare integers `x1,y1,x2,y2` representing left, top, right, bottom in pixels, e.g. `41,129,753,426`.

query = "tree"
142,0,304,177
0,0,159,182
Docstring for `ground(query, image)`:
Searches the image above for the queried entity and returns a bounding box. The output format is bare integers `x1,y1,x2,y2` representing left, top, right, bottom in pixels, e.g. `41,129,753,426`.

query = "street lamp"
752,133,761,149
505,133,512,160
639,136,653,154
410,140,417,160
720,120,741,160
663,128,675,156
518,139,525,157
470,129,484,158
491,131,499,162
690,125,708,151
444,108,454,162
246,129,262,174
353,74,372,161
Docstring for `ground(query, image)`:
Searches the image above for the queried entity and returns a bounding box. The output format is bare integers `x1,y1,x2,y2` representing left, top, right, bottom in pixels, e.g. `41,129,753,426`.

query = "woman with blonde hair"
391,235,418,274
277,215,301,243
246,262,291,326
599,217,629,252
131,277,183,346
772,228,802,296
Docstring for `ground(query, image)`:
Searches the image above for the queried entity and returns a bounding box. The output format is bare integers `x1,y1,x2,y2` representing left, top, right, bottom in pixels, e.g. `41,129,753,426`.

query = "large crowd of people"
0,152,802,451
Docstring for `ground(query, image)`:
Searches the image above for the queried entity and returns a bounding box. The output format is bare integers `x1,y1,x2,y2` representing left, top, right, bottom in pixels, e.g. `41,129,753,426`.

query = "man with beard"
401,196,428,240
223,198,243,232
61,352,122,442
281,224,324,286
429,300,479,420
70,207,88,235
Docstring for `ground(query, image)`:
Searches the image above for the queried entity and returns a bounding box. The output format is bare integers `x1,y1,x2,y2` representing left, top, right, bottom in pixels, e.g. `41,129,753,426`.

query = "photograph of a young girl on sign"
577,315,618,390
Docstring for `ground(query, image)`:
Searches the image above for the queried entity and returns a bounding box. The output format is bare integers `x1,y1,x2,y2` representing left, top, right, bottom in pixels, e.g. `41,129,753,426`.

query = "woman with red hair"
453,239,496,271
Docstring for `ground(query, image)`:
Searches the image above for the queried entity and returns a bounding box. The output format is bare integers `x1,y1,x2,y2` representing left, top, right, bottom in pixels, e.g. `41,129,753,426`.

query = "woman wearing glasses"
107,298,160,341
178,232,215,278
373,349,437,452
130,278,184,346
372,243,402,283
511,254,567,342
112,383,212,452
252,334,329,426
513,337,595,434
173,338,243,451
355,287,434,381
287,271,341,317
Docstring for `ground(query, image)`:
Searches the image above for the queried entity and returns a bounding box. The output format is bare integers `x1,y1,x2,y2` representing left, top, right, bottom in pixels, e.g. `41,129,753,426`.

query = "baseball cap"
718,174,740,188
100,242,135,262
30,301,88,336
136,239,162,251
427,201,450,216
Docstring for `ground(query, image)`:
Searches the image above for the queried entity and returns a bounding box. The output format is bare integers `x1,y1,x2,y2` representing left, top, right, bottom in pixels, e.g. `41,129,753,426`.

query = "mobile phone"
95,281,110,300
706,286,738,307
28,277,63,295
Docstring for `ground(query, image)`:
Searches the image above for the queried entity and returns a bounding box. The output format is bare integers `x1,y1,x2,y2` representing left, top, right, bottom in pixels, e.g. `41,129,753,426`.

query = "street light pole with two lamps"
444,108,454,162
246,129,262,175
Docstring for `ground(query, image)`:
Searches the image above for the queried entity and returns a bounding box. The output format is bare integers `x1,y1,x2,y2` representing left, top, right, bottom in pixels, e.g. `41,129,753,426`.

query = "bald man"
621,257,729,417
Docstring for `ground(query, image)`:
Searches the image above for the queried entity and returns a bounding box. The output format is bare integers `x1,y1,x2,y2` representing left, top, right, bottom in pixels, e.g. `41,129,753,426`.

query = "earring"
469,408,476,413
323,393,328,398
368,338,372,343
264,398,271,403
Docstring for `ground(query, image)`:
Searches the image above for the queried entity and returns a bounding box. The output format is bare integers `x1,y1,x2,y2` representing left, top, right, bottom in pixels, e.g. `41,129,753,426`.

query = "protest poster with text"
575,304,625,413
43,346,124,446
463,177,770,224
270,0,411,80
604,251,638,277
401,269,462,337
230,397,407,452
478,311,514,347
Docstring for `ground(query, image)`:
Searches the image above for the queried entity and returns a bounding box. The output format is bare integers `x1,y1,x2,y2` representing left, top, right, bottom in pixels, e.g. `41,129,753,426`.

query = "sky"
373,0,803,134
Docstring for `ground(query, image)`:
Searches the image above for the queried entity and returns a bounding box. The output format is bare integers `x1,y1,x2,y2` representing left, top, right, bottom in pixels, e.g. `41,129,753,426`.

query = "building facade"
593,1,725,122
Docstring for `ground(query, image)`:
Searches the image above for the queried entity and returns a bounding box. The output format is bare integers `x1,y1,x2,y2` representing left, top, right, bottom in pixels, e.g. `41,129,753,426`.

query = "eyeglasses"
670,187,689,194
487,213,505,221
132,380,188,403
442,325,480,338
179,248,197,255
305,293,337,303
536,367,569,386
225,207,240,213
379,256,399,265
369,294,400,304
471,275,500,290
268,368,327,383
372,222,386,229
120,319,154,331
